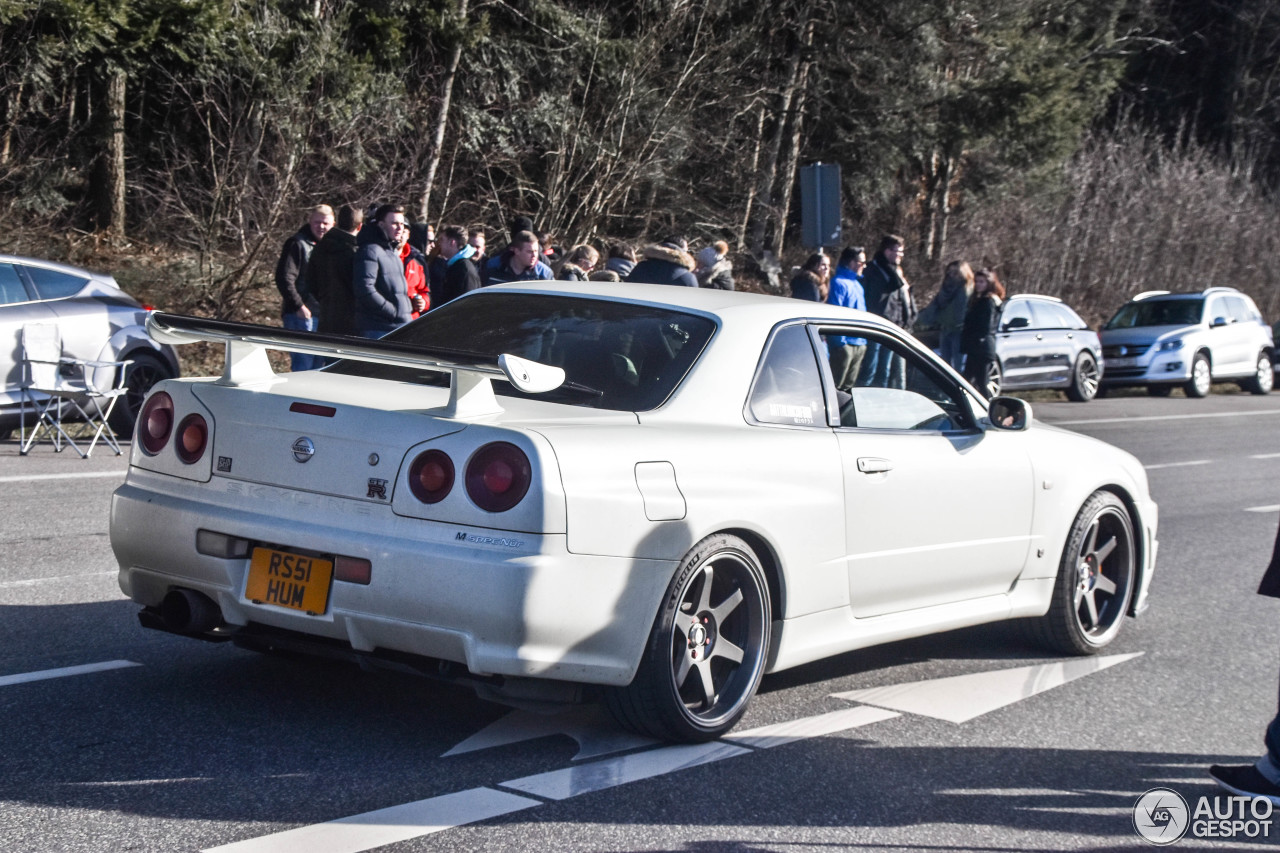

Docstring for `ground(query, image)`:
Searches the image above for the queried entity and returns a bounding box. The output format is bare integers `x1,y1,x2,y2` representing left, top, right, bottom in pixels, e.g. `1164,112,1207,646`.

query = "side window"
748,324,826,427
0,264,30,305
1037,302,1082,329
819,330,973,431
1226,296,1254,324
24,266,89,300
1207,297,1230,325
1000,299,1034,331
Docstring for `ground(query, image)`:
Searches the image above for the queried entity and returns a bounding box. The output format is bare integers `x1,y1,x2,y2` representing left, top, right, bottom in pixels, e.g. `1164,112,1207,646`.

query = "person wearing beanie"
695,240,735,290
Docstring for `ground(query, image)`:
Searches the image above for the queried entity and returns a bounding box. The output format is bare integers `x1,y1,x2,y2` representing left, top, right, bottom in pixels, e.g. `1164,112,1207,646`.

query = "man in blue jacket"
827,246,868,391
353,204,413,339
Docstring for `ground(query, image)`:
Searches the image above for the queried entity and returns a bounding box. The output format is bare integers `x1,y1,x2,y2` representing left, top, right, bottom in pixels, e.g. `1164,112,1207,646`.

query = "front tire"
1024,491,1136,655
607,534,771,742
1184,353,1211,398
1065,352,1100,402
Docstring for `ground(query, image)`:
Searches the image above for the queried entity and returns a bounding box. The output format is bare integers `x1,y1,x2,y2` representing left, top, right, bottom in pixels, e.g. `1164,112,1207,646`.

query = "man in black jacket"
858,234,916,388
432,224,482,307
276,204,333,370
308,204,363,337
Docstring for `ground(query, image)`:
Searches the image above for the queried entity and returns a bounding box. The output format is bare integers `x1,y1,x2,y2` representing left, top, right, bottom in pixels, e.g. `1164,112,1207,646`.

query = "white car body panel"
110,282,1157,701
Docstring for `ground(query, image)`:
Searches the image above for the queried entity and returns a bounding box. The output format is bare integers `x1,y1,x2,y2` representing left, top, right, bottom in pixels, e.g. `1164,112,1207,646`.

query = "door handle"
857,457,893,474
1035,333,1043,340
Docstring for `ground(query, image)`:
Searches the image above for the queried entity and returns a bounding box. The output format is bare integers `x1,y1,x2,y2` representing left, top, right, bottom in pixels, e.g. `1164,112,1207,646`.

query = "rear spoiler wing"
146,312,565,419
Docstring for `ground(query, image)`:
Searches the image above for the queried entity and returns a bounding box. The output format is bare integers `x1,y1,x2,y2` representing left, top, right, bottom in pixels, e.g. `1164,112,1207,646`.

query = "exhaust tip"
160,588,222,634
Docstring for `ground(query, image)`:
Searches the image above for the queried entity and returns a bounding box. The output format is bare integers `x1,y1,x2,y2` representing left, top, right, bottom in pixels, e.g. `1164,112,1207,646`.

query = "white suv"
1100,287,1273,397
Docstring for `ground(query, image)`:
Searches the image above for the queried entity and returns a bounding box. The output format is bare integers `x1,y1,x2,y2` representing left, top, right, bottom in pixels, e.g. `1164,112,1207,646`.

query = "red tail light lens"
175,413,209,464
465,442,531,512
408,449,455,504
138,392,174,455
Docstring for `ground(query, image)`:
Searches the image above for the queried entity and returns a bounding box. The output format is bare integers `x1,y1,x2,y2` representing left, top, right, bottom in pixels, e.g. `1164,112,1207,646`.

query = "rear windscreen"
328,292,717,412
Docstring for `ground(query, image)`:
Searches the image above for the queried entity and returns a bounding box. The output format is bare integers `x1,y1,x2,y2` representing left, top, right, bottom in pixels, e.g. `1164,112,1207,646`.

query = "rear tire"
1023,491,1135,655
983,360,1003,399
1244,351,1274,395
1065,352,1100,402
606,534,771,742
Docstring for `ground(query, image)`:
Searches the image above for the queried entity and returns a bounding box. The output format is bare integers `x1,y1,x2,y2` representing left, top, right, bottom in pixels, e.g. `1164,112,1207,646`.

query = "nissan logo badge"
292,436,316,463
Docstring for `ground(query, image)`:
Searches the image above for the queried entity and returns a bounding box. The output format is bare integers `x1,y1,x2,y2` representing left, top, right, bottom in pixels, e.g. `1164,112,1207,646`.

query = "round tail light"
465,442,531,513
138,392,174,455
175,413,209,464
408,449,455,504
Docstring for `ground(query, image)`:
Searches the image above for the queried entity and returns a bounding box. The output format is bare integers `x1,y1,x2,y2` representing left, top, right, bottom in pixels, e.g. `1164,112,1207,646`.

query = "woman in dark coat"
788,252,831,302
960,268,1005,398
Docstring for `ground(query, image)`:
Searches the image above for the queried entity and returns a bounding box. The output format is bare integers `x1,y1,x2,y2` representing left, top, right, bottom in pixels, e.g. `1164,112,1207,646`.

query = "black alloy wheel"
607,534,771,742
1023,490,1136,655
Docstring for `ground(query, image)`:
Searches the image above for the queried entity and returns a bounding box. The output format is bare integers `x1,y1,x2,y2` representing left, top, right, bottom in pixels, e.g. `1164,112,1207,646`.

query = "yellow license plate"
245,547,334,615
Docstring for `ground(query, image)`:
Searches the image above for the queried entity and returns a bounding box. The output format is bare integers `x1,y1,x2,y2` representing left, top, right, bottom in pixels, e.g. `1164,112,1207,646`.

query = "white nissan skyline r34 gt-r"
110,282,1157,742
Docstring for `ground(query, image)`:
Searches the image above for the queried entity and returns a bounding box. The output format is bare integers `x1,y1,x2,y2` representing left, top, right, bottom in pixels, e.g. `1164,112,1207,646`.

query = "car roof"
1008,293,1065,304
0,253,115,282
477,280,905,331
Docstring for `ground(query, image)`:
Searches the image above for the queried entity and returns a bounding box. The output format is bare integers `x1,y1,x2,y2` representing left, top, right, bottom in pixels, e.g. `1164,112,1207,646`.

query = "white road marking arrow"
442,704,659,761
831,652,1143,723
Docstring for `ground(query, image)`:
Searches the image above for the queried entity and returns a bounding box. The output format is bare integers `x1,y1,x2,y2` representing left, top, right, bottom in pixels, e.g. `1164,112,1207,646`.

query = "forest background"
0,0,1277,343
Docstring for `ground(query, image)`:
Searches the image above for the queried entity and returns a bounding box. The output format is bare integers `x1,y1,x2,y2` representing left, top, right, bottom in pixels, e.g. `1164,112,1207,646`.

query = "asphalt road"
3,389,1280,852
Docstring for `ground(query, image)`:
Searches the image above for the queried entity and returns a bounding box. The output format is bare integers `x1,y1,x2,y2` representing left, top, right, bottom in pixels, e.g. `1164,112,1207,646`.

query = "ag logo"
1133,787,1189,845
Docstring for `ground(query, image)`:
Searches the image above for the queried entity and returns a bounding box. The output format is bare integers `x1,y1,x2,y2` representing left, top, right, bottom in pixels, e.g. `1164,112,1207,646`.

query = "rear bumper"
110,470,674,685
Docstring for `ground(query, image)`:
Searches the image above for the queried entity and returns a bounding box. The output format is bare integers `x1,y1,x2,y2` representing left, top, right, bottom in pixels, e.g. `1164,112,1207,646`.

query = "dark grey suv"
0,255,180,438
980,294,1103,402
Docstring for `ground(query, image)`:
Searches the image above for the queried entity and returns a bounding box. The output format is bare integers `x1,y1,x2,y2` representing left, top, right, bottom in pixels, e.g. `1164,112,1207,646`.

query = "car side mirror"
1002,316,1030,331
987,396,1031,431
1211,316,1231,328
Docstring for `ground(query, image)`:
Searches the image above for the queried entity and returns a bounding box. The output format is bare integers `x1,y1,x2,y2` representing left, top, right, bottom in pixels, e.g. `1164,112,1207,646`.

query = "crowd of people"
788,232,1008,398
275,204,1013,398
273,204,739,368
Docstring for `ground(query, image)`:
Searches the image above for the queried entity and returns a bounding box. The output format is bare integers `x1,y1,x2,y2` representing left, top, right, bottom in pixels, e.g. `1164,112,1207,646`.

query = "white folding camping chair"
19,322,131,458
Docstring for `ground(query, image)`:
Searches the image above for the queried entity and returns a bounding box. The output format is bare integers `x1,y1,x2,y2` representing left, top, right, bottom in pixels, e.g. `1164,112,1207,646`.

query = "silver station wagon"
0,255,180,438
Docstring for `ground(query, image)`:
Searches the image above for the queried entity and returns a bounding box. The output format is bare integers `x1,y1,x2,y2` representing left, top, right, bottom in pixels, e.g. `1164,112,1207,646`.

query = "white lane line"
203,788,540,853
831,652,1143,723
0,659,141,687
500,741,750,801
1144,460,1211,470
725,706,901,749
1246,505,1280,513
197,694,898,850
1051,409,1280,426
0,470,125,483
0,570,115,589
1251,453,1280,460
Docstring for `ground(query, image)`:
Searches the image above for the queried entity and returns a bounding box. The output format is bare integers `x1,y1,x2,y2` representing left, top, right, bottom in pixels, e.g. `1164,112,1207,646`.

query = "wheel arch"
1095,484,1150,618
718,527,785,626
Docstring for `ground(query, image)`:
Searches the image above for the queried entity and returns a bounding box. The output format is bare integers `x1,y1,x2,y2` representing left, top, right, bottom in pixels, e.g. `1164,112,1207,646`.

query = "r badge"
367,478,388,500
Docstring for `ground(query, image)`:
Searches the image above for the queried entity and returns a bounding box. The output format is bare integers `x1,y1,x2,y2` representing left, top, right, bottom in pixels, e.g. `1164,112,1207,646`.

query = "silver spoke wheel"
1246,352,1274,395
1066,352,1099,402
1186,354,1211,397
